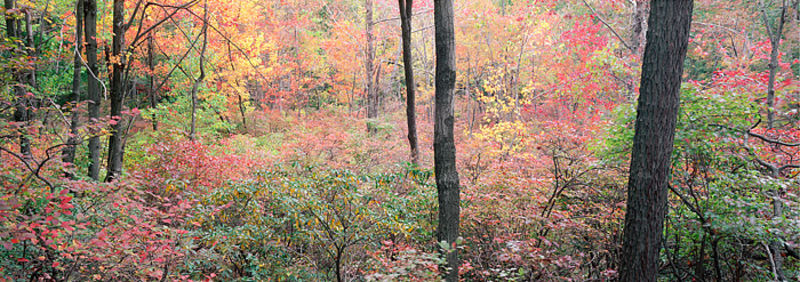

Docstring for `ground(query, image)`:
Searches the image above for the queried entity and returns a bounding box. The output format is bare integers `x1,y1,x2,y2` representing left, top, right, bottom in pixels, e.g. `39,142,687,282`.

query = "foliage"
1,0,799,280
184,164,437,280
605,83,800,280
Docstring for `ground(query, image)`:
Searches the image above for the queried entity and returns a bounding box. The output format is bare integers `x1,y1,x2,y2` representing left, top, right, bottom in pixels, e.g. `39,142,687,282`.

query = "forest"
0,0,798,280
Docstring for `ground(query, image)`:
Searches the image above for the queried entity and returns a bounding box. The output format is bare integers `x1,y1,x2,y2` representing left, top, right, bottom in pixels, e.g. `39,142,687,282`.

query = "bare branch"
580,0,636,53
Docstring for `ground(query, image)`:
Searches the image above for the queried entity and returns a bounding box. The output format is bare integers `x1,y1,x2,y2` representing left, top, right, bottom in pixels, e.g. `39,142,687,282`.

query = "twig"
580,0,636,53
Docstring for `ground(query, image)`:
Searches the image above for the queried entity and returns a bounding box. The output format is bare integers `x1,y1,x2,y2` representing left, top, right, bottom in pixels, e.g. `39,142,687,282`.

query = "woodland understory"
0,0,799,281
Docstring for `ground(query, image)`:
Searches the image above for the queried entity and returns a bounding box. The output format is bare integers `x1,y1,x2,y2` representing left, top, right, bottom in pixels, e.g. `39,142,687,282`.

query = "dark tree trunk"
365,0,377,133
63,0,84,176
12,89,31,159
4,0,16,38
761,2,787,129
84,0,101,180
148,35,158,131
619,1,693,281
433,0,460,280
105,0,125,182
399,0,419,165
760,4,788,279
189,0,208,141
5,0,31,158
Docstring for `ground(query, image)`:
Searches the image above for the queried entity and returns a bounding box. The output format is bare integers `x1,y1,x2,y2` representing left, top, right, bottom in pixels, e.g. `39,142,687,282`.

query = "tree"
760,0,788,129
189,1,208,141
631,0,649,55
85,0,101,180
105,0,126,181
758,2,790,279
4,0,23,157
62,0,83,176
365,0,377,133
3,0,15,38
433,0,460,280
398,0,418,165
147,35,158,131
619,1,694,281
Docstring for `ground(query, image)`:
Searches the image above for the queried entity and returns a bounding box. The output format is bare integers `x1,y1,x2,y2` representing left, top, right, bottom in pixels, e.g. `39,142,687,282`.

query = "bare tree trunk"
4,0,16,38
23,6,36,141
434,0,460,280
63,0,83,176
760,2,789,279
238,94,247,130
761,1,787,129
365,0,378,133
189,0,208,141
5,0,31,159
399,0,419,165
105,0,125,181
148,35,158,131
631,0,649,55
619,1,693,281
84,0,101,180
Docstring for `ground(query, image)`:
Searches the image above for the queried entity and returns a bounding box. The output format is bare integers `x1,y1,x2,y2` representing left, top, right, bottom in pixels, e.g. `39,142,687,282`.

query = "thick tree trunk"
619,1,693,281
365,0,378,133
84,0,101,180
105,0,125,182
399,0,419,165
433,0,460,280
63,0,84,176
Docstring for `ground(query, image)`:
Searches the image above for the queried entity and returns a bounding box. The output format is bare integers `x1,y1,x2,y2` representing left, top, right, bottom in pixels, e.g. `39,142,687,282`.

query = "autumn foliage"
0,0,799,280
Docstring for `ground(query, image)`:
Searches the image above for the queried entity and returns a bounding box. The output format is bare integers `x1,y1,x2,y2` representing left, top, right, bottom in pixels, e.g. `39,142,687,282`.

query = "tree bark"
189,0,208,141
399,0,419,165
5,0,32,159
631,0,649,55
619,1,693,281
760,4,788,279
63,0,84,176
84,0,101,180
365,0,378,133
105,0,125,182
761,1,787,129
4,0,16,38
148,35,158,131
434,0,460,280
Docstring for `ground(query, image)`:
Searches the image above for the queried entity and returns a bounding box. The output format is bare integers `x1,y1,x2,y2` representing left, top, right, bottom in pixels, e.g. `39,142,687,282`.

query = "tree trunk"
22,6,36,145
148,35,158,131
399,0,419,165
4,0,16,38
105,0,125,182
434,0,460,280
760,4,788,279
189,0,208,141
63,0,83,176
5,0,31,159
761,2,787,129
619,1,693,281
365,0,377,133
84,0,101,180
631,0,649,55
